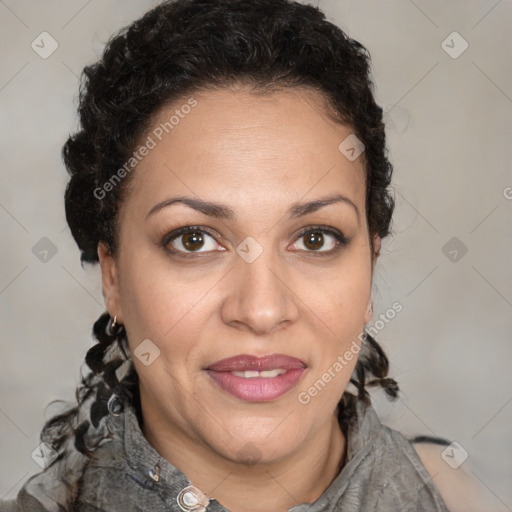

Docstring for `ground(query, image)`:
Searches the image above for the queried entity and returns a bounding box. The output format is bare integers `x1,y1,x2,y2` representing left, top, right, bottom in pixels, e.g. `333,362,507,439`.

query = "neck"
142,408,346,512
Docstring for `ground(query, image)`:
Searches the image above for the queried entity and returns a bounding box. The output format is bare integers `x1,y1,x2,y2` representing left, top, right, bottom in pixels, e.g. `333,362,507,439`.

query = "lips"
207,354,306,372
205,354,306,402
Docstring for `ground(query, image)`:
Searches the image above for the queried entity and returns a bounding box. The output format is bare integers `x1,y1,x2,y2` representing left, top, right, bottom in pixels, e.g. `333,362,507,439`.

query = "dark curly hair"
34,0,399,505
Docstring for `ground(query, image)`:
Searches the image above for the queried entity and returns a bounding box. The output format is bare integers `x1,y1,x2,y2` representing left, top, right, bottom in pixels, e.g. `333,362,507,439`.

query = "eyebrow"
145,193,359,222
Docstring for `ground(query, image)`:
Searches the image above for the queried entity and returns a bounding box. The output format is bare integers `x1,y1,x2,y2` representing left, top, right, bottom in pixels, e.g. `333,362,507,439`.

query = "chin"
213,428,305,466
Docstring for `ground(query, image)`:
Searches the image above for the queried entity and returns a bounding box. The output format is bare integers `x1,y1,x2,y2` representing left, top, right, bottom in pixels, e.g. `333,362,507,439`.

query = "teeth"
260,369,286,378
232,369,287,378
232,371,260,378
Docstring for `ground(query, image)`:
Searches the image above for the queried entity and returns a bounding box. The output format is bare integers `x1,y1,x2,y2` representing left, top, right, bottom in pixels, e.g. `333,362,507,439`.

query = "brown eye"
291,227,349,255
182,231,205,251
163,227,220,254
303,231,325,251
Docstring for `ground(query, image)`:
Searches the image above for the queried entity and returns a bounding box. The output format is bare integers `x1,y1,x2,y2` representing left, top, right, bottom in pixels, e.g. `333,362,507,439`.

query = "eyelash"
160,225,350,258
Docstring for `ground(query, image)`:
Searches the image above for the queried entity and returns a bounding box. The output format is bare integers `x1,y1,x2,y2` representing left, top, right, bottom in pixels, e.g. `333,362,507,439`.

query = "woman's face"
99,86,379,465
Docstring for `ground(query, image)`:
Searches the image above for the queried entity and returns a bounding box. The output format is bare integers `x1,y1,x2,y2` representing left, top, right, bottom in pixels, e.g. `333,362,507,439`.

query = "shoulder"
413,441,487,512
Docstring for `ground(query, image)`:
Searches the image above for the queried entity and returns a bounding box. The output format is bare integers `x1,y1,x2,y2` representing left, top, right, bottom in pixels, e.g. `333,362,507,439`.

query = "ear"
364,234,381,325
97,241,123,324
363,297,373,325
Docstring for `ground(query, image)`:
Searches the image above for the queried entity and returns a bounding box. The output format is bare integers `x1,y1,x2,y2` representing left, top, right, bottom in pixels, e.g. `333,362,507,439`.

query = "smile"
231,369,287,378
206,354,306,402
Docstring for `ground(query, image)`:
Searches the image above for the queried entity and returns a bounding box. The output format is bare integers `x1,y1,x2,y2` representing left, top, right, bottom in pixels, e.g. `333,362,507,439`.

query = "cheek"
118,258,213,363
119,252,185,324
310,261,372,330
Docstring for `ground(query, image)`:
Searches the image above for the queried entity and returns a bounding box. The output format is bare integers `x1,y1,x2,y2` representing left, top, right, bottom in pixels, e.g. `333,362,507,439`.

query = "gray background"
1,0,511,507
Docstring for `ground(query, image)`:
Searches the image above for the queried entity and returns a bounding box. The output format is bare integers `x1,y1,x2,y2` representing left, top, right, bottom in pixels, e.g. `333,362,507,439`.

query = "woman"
0,0,483,510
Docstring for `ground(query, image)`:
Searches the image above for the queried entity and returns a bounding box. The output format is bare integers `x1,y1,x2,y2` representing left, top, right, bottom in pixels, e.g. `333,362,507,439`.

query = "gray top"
1,398,450,512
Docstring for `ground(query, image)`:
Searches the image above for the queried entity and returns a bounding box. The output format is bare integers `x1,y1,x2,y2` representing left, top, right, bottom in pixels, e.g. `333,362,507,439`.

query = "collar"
115,396,381,512
289,398,381,511
120,405,209,511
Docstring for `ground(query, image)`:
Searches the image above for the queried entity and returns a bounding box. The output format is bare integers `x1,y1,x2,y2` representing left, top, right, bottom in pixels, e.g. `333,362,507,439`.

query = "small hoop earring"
106,314,121,336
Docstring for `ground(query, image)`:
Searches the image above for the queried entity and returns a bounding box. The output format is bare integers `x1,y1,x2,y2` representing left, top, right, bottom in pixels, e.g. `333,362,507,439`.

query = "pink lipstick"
206,354,306,402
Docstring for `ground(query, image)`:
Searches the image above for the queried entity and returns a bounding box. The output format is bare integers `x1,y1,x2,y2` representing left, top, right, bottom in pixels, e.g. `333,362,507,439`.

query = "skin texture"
413,444,494,512
98,85,381,512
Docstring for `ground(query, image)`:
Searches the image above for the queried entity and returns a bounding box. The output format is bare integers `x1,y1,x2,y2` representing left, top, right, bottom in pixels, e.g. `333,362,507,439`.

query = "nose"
220,244,300,336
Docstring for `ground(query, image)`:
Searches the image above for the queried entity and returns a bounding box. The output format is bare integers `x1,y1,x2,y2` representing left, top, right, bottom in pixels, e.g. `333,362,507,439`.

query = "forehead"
122,86,366,219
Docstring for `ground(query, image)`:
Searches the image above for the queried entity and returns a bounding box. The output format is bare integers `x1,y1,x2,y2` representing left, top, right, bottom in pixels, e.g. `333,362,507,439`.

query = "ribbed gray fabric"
1,399,450,511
